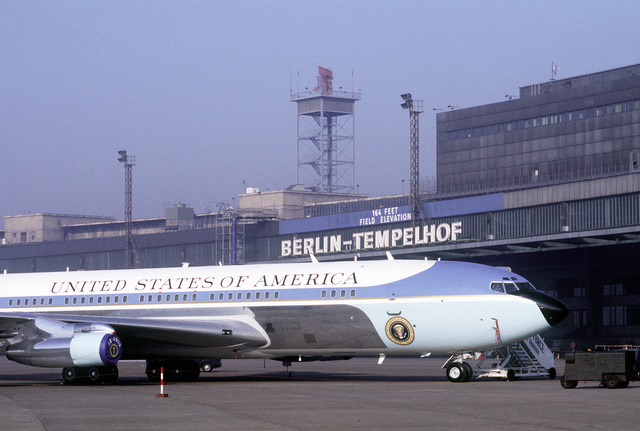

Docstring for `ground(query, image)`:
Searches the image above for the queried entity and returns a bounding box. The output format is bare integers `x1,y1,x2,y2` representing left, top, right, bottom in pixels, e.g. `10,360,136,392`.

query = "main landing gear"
62,365,119,384
145,360,201,382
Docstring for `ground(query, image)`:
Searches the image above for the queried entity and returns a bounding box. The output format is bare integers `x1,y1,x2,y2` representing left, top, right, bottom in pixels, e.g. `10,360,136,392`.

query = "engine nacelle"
7,333,122,368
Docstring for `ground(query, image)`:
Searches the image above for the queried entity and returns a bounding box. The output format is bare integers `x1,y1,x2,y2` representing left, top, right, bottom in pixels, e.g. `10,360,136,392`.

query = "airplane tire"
548,367,556,380
87,366,101,384
103,365,119,384
62,366,83,384
146,361,162,382
506,369,516,381
166,361,183,381
183,360,200,381
462,362,474,382
446,362,468,383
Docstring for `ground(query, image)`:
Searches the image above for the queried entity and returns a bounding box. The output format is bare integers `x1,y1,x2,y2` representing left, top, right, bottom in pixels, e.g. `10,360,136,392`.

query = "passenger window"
255,292,261,300
123,296,128,303
340,290,346,298
265,291,270,299
114,296,119,303
490,282,505,293
166,294,170,302
73,298,77,305
49,298,53,305
98,297,102,304
81,297,86,304
148,295,152,302
41,298,45,305
192,293,196,301
210,293,215,301
228,293,233,300
246,292,251,300
321,290,327,298
140,295,145,302
157,294,162,302
183,294,188,301
9,299,13,306
236,292,242,300
63,299,67,305
219,293,224,301
174,294,179,301
350,289,356,297
330,290,336,298
89,297,94,304
274,292,279,299
106,297,111,304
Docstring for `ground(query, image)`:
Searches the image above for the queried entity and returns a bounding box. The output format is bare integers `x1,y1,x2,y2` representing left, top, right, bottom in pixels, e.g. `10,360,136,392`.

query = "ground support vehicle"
561,351,638,389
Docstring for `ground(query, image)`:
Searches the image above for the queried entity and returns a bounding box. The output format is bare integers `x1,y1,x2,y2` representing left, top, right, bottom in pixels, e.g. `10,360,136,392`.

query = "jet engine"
6,319,122,368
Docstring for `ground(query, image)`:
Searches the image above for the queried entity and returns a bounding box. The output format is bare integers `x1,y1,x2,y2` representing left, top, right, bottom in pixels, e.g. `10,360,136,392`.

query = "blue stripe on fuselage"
364,260,524,298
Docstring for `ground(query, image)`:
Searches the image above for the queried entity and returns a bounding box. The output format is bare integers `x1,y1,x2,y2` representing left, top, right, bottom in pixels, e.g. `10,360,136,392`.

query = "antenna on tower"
551,62,558,81
291,67,361,193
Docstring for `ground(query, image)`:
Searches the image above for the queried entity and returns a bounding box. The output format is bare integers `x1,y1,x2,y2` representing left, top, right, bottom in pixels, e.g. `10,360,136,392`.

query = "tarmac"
0,356,637,431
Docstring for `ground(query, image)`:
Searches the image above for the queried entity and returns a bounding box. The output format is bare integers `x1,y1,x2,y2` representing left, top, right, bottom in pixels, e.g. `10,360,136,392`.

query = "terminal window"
603,283,624,296
602,305,626,326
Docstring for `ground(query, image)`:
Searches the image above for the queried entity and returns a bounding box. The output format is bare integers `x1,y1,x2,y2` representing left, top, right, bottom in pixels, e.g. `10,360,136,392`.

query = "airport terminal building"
2,64,640,350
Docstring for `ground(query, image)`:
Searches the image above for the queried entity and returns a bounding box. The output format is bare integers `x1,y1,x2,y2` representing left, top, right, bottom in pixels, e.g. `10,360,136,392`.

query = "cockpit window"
490,282,505,293
503,282,519,294
516,282,536,291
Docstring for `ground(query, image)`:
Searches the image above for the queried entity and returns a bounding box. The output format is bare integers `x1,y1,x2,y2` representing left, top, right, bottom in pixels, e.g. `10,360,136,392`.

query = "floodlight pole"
401,94,423,227
117,150,136,269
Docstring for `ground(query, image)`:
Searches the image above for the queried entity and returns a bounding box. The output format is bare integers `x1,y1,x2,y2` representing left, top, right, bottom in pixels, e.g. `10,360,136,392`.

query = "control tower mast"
291,67,361,192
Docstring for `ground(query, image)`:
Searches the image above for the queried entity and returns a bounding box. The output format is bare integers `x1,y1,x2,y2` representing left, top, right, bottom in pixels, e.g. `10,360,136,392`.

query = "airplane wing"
48,313,272,350
0,311,271,361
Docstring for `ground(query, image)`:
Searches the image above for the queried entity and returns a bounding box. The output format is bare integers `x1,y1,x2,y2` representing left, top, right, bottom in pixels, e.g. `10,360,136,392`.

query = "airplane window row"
6,291,284,308
321,289,356,299
65,295,129,305
6,288,358,308
8,296,133,306
207,291,280,301
140,293,198,303
9,297,54,307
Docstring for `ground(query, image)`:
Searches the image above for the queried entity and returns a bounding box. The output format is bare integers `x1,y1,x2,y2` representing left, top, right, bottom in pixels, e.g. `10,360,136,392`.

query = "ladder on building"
475,334,557,380
213,207,245,266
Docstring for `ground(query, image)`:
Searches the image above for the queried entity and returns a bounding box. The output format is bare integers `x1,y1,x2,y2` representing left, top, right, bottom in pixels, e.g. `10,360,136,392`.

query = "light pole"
118,150,136,269
401,94,423,227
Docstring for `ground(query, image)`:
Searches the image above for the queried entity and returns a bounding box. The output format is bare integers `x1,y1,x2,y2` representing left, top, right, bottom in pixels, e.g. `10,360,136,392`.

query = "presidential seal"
385,316,415,345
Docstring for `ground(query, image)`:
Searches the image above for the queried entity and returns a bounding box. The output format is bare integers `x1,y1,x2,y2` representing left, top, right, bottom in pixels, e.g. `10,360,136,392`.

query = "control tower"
291,67,361,192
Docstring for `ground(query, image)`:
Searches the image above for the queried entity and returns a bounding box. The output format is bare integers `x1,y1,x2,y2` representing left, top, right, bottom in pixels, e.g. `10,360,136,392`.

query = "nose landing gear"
446,361,474,382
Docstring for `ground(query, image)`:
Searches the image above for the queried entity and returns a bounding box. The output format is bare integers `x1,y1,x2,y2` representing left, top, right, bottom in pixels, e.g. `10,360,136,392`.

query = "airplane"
0,255,568,384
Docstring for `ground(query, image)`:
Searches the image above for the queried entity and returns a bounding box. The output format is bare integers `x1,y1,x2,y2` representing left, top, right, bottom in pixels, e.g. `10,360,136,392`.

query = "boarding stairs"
475,334,557,380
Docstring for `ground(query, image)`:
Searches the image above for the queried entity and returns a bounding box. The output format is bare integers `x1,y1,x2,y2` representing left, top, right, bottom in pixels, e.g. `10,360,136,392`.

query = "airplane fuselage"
0,259,567,367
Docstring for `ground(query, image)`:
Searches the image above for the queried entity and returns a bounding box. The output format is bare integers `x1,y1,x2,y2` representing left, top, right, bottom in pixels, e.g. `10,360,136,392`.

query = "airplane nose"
512,290,569,326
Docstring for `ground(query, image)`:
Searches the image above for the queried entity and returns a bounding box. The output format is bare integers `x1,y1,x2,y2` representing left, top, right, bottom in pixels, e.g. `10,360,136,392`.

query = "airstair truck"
561,350,637,389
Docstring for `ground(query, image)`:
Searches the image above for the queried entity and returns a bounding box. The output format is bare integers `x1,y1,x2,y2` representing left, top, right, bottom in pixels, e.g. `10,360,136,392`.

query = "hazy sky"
2,1,639,228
